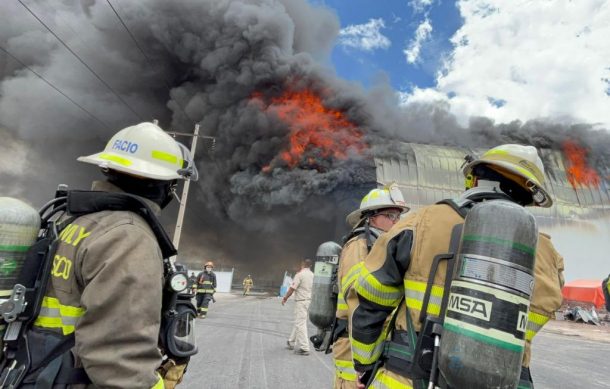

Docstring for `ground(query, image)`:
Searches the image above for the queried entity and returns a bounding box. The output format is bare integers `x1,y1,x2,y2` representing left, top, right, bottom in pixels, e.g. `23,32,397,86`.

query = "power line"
0,45,111,130
105,0,198,126
17,0,144,121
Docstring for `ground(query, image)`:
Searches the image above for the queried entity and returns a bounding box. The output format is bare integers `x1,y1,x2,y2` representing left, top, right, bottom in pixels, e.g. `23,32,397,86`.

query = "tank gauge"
169,273,188,292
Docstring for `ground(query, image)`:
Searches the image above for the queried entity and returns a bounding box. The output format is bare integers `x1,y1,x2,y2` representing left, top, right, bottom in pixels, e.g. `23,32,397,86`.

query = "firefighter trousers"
196,293,213,317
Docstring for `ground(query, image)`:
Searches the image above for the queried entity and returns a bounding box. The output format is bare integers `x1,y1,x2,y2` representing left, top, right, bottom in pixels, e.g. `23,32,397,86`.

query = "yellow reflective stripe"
341,263,364,297
485,149,509,156
335,359,357,381
152,374,164,389
0,290,13,297
351,336,386,365
99,153,132,166
370,370,413,389
151,150,182,166
40,296,85,317
33,296,85,336
355,268,403,307
525,311,550,341
337,294,348,311
34,317,75,336
404,280,444,316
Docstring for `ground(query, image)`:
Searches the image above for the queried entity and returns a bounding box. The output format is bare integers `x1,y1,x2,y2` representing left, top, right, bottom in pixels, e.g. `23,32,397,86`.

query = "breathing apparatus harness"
364,189,535,389
0,187,197,388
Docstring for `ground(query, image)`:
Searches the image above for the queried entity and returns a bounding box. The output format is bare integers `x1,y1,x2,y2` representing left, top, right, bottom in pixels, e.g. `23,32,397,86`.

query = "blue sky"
316,0,463,92
313,0,610,130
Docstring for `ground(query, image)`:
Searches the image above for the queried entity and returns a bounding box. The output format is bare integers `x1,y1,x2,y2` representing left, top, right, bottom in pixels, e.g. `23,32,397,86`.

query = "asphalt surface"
182,294,610,389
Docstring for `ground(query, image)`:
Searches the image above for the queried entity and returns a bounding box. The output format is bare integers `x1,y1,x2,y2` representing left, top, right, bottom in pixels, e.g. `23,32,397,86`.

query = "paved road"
182,294,610,389
529,331,609,389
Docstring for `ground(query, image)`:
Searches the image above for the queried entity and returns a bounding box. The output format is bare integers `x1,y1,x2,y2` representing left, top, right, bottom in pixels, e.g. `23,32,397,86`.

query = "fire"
562,140,600,188
254,89,367,171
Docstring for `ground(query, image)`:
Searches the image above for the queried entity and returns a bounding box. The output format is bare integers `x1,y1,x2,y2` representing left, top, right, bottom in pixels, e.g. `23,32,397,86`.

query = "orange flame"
563,140,600,188
254,89,367,172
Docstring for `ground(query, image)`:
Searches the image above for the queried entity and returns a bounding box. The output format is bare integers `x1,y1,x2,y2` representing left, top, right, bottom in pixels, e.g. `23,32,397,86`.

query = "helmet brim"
464,159,553,208
78,152,183,181
346,204,410,227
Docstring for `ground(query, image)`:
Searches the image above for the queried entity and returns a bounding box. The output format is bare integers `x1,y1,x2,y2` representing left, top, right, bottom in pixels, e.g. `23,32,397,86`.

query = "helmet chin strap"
171,185,182,205
364,217,373,252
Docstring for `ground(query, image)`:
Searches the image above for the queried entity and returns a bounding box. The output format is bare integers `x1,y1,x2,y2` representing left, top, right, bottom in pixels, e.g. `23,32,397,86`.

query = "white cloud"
338,18,391,52
404,0,610,128
410,0,435,13
398,87,448,106
404,18,433,64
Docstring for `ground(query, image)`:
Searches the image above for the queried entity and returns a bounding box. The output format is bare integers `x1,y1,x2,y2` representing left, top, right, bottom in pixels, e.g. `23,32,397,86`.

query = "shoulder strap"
66,190,177,258
343,226,381,253
436,198,470,219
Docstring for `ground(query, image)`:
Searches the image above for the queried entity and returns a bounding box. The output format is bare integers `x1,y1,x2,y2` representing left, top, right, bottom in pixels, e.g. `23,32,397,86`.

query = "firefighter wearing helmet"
243,275,254,296
20,122,198,388
196,261,217,317
348,144,564,388
332,183,409,389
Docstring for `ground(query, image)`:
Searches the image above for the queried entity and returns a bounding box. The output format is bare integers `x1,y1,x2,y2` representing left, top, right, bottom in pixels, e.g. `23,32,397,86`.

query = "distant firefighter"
243,275,254,296
188,272,198,295
603,274,610,312
196,261,217,318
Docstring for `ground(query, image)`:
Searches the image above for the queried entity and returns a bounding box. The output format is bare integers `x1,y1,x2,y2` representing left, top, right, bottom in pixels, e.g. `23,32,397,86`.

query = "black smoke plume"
1,0,608,280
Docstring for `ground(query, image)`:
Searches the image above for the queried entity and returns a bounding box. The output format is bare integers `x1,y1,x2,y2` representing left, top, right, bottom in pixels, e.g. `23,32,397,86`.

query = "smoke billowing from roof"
1,0,608,276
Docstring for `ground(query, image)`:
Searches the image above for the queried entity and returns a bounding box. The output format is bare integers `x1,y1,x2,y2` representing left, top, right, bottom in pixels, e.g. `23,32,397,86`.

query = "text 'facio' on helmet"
77,122,199,182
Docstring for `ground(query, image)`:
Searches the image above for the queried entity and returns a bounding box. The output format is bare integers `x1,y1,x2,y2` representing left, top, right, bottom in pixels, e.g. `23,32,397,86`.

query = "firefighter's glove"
158,359,188,389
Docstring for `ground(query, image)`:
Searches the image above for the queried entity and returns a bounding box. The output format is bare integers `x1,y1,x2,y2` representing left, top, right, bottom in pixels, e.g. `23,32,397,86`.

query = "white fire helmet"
346,183,410,227
77,122,198,181
463,144,552,208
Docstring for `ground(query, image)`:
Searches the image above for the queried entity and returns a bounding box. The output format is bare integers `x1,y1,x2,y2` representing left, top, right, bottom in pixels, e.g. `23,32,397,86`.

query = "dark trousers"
196,293,213,316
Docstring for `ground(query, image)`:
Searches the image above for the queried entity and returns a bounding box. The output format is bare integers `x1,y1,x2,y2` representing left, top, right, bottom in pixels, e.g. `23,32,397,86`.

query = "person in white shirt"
282,259,314,355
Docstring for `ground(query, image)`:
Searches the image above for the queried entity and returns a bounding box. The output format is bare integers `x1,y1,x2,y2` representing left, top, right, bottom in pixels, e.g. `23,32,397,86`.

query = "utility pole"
167,124,216,260
172,123,199,253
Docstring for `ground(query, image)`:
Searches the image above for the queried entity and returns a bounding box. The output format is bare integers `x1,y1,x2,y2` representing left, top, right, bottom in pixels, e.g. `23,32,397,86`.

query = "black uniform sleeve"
351,229,413,371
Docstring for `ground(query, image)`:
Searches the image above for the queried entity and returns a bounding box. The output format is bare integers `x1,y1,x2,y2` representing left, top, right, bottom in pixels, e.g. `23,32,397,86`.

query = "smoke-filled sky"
0,0,609,281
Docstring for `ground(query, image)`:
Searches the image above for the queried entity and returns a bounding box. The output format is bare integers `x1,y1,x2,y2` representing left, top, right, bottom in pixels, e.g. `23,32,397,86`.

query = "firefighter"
243,275,254,296
349,144,565,388
196,261,217,318
188,272,198,296
333,185,409,389
25,122,197,388
603,274,610,315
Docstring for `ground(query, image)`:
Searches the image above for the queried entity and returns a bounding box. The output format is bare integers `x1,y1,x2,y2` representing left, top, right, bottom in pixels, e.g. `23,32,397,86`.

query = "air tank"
439,200,538,389
308,241,342,330
0,198,40,296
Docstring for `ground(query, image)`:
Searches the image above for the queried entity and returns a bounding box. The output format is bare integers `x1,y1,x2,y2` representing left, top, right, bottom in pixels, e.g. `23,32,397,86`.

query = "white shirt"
290,268,314,301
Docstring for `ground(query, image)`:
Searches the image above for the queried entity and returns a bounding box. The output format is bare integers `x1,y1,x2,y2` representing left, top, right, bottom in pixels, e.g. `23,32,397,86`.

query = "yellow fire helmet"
463,144,552,208
77,122,198,181
346,183,410,227
205,261,214,268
